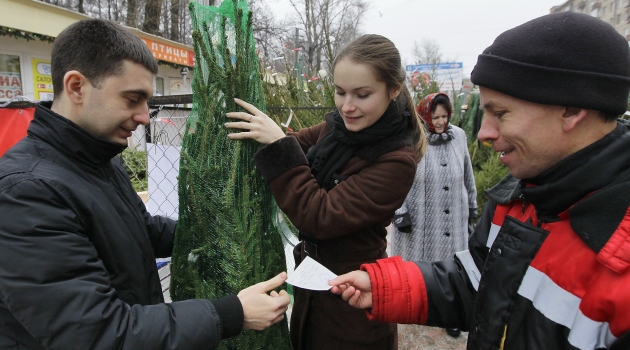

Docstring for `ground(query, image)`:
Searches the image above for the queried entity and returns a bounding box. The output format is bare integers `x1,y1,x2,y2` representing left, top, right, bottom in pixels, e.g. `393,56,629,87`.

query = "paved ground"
398,324,468,349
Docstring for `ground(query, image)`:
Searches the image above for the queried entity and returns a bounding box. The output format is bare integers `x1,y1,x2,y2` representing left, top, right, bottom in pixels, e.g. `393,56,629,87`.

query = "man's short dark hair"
51,19,158,98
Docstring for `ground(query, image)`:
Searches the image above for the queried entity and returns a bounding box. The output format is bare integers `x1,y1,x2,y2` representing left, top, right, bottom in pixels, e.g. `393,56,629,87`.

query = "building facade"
0,0,195,104
551,0,630,40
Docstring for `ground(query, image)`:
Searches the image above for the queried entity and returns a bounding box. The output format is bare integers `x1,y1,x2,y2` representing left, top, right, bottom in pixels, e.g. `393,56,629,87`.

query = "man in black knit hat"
329,12,630,350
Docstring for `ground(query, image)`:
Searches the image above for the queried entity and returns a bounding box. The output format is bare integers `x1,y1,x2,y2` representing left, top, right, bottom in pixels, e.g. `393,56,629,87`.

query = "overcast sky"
267,0,564,77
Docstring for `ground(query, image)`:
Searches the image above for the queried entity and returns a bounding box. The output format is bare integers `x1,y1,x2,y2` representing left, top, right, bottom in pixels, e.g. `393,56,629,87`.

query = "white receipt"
286,256,338,291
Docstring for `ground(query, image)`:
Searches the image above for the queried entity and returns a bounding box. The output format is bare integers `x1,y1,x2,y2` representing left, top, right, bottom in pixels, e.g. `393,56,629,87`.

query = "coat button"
443,186,449,191
496,248,502,255
444,209,450,214
444,232,451,237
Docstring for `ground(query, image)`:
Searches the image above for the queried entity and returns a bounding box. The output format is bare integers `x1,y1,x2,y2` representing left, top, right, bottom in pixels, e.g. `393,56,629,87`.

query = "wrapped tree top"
170,1,291,349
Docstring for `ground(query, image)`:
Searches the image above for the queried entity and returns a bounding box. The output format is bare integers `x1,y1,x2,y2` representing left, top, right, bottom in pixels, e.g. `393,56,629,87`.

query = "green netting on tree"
461,92,483,141
169,1,292,348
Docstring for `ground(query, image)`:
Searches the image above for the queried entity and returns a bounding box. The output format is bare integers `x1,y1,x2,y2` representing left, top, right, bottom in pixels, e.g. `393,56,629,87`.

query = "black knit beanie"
471,12,630,115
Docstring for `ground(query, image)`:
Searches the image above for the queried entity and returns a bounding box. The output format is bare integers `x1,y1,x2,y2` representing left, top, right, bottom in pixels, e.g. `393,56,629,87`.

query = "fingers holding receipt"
286,256,337,291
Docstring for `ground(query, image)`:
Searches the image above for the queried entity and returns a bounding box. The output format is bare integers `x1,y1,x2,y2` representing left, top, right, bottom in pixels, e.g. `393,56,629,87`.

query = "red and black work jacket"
363,121,630,350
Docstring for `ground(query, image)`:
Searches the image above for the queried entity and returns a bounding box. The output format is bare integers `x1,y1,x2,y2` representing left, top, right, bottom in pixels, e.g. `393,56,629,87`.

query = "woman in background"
391,93,477,338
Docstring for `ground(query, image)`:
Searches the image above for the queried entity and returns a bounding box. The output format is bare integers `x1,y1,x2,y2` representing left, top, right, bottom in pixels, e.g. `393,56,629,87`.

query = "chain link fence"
121,95,192,221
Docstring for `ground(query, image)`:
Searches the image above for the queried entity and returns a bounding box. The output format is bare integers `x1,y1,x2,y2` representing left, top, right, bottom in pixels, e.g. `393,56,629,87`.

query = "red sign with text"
140,37,195,67
0,73,23,101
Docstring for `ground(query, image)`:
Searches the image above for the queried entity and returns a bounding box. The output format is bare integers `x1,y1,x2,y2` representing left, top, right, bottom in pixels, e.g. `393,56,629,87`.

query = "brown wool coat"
254,119,416,350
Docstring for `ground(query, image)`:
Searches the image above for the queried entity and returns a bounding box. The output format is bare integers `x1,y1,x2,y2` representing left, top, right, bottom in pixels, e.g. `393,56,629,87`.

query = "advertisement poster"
0,54,23,102
406,62,463,92
32,58,53,101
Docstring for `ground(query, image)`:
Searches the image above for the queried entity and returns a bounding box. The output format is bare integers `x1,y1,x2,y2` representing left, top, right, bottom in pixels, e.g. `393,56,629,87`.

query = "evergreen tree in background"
169,1,291,349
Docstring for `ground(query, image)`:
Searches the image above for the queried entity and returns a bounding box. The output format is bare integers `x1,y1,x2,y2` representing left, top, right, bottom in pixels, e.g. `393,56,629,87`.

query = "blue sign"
406,62,463,71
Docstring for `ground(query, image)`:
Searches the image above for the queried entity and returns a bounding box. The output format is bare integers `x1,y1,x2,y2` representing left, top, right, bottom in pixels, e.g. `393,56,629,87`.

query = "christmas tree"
170,1,292,348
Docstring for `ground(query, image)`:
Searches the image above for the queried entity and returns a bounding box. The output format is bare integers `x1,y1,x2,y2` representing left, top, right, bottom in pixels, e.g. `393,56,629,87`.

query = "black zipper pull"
519,193,526,214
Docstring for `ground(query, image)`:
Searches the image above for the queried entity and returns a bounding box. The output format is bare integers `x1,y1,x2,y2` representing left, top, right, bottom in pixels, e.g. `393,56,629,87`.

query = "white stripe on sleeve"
517,266,616,350
486,223,501,248
455,249,481,291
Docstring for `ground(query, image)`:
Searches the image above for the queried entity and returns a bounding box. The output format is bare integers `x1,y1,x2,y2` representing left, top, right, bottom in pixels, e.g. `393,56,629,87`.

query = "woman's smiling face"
333,58,399,132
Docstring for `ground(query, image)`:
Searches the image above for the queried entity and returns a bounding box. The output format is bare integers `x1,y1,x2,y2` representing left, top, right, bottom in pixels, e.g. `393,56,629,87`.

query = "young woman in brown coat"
225,34,426,349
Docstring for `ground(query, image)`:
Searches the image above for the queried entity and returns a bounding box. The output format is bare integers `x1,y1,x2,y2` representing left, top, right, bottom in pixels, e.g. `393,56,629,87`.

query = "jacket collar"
523,121,629,219
29,102,126,167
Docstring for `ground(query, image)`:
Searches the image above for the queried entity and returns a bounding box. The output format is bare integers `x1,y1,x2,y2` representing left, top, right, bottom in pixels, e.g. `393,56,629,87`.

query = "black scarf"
305,100,414,190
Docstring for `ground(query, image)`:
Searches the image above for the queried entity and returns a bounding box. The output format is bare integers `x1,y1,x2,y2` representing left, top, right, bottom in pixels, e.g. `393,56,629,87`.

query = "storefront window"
0,53,22,102
156,76,164,96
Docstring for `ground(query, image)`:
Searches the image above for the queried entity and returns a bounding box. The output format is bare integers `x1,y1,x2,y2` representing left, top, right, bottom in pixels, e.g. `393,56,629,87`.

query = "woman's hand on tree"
225,98,286,145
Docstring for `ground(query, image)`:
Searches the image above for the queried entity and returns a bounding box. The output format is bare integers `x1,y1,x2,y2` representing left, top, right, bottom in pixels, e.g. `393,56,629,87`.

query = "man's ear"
561,107,588,132
62,70,88,105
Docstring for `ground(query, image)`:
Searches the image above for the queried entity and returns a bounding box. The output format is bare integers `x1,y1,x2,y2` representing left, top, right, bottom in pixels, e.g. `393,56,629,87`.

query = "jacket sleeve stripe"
529,219,630,338
361,256,427,324
455,250,481,291
518,266,617,349
486,223,501,248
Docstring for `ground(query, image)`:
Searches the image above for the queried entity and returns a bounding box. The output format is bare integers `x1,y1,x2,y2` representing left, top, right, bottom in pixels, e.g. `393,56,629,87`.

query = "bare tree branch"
282,0,367,75
413,38,442,67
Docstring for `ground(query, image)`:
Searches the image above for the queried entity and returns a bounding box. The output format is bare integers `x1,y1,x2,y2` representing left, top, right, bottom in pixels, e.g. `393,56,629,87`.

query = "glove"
392,213,412,233
469,208,478,220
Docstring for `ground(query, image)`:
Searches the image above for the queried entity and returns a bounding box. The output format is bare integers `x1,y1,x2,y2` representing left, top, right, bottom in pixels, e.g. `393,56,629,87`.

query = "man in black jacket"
329,12,630,350
0,19,289,349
